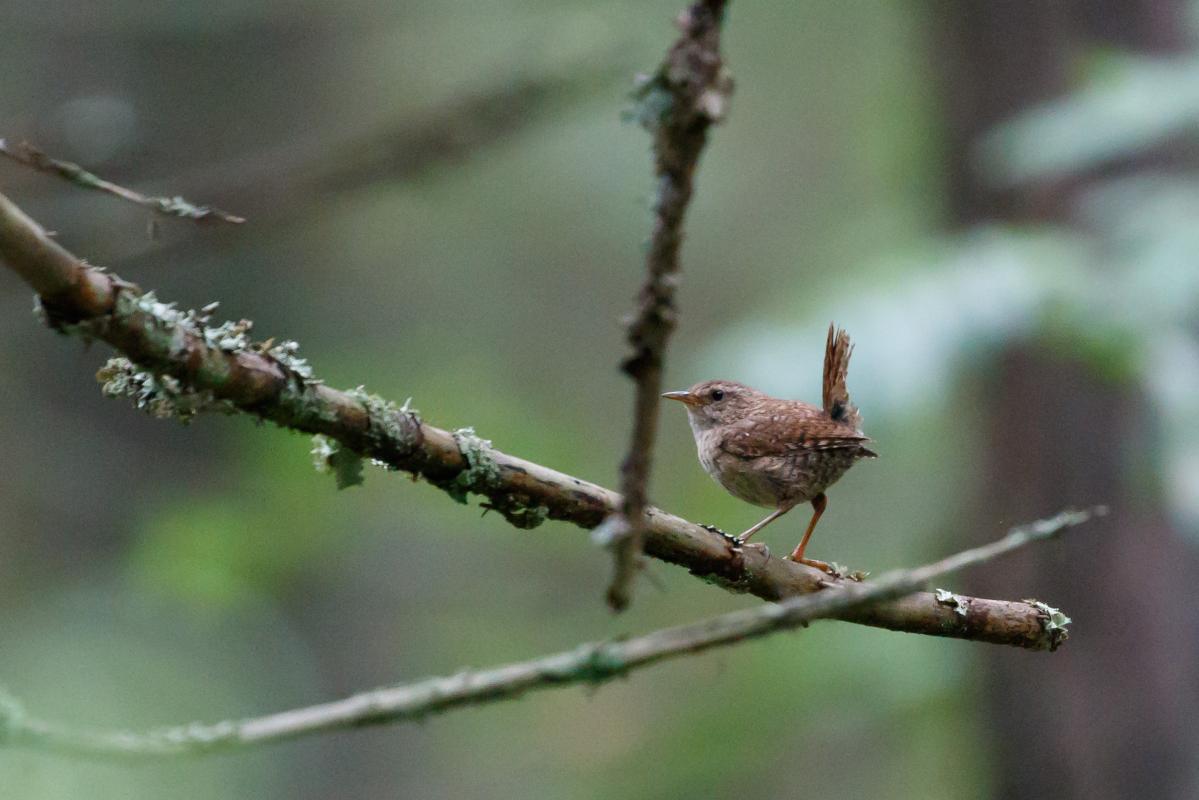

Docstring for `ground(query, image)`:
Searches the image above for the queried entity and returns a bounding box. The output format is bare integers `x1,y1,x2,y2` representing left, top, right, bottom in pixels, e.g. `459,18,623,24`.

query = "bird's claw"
789,556,839,576
699,523,736,542
699,524,771,558
792,558,869,581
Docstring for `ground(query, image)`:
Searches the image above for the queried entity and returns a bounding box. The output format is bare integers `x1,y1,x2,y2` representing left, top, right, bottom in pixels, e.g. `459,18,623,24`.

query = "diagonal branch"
3,508,1096,761
0,188,1072,650
0,139,245,225
608,0,734,611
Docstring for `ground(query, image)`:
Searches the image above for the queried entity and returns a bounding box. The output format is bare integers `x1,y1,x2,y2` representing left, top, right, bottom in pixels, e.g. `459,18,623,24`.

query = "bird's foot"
701,524,771,558
789,557,870,581
702,523,748,548
789,556,838,576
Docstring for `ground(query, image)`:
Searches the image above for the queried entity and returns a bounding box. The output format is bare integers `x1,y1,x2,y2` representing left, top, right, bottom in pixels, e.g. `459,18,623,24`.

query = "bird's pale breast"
695,423,859,508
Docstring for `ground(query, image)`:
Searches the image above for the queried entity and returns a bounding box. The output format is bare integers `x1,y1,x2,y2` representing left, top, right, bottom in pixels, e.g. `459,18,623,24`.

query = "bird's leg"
789,493,835,574
736,504,793,544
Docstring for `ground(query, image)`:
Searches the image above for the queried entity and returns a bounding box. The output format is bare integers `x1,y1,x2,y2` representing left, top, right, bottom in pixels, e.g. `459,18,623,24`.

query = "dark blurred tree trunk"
933,1,1199,798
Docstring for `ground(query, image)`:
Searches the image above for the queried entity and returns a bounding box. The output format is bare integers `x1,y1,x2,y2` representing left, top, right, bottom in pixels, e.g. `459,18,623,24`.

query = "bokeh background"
3,1,1199,797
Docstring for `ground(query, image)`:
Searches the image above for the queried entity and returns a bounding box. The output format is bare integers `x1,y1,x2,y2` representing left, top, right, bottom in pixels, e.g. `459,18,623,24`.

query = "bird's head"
661,380,763,431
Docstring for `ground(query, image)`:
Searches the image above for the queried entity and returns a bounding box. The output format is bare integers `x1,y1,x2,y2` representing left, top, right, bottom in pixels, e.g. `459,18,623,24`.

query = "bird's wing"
718,405,870,459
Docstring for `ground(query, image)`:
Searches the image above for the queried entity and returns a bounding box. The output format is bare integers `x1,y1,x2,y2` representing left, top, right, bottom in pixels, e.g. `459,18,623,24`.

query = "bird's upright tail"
822,323,862,430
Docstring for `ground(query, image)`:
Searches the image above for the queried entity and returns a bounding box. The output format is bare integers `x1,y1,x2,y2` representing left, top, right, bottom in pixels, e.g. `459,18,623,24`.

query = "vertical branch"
607,0,733,610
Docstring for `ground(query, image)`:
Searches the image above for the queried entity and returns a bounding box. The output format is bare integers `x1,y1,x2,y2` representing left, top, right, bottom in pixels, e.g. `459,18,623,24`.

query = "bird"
662,324,876,572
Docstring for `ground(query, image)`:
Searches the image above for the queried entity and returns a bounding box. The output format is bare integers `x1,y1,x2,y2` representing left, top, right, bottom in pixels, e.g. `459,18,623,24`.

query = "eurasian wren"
663,324,876,571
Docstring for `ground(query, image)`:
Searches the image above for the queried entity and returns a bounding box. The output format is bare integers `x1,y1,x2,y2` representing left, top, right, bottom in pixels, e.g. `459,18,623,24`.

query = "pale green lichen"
503,503,550,529
449,427,504,502
1025,599,1072,632
96,357,236,423
80,285,325,420
1023,598,1072,650
203,318,253,352
546,643,628,685
311,434,336,468
435,425,547,528
624,72,675,130
266,339,317,383
310,434,364,489
934,588,969,619
53,282,318,387
347,387,422,462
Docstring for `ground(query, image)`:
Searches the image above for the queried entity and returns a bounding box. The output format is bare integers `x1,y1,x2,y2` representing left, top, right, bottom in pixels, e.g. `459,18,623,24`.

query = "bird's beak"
661,390,701,407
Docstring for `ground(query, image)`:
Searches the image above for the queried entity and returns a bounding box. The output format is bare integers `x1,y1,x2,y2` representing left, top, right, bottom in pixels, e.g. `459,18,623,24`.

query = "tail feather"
822,323,862,430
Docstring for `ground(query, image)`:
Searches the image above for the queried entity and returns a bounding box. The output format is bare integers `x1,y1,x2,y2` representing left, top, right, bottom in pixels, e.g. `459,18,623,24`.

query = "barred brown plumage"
662,323,876,571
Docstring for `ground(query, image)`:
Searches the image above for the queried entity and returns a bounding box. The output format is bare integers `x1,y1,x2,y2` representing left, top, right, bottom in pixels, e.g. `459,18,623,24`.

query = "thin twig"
0,188,1071,650
608,0,734,611
0,139,244,224
4,508,1099,760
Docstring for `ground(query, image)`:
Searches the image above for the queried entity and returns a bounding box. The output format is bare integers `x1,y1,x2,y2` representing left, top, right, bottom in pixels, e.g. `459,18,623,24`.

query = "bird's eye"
711,389,724,401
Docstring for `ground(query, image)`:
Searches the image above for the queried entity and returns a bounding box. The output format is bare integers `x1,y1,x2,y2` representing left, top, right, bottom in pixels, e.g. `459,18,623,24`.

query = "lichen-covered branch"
608,0,734,611
0,139,244,224
0,188,1074,650
2,508,1095,761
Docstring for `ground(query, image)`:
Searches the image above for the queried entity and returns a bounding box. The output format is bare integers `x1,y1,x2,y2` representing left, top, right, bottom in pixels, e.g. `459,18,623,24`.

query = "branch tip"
0,138,245,225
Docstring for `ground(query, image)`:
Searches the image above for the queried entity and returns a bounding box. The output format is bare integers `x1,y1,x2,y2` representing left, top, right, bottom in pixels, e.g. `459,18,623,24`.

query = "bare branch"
609,0,734,611
44,53,625,269
0,188,1073,650
3,508,1098,761
0,139,245,225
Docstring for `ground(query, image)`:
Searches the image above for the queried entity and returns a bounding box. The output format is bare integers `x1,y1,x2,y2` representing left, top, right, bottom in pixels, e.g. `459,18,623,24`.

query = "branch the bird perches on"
0,189,1076,651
